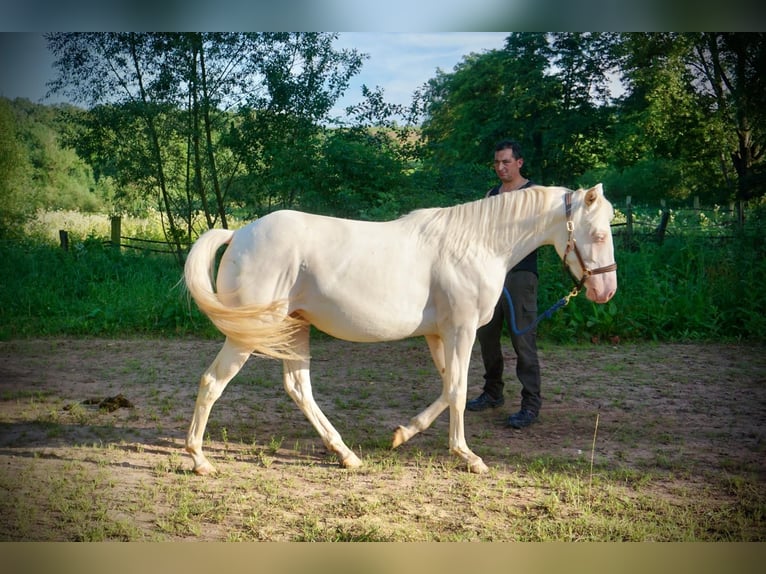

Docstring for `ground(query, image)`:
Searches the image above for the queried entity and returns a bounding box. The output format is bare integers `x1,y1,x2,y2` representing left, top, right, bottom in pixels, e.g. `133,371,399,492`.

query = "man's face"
493,148,523,183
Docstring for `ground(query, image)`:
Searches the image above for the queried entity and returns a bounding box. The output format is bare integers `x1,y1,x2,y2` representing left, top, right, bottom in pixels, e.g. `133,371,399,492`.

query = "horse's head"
556,183,617,304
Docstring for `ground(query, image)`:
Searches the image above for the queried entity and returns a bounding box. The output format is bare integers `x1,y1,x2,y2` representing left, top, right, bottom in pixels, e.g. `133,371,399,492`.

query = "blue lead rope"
502,285,579,337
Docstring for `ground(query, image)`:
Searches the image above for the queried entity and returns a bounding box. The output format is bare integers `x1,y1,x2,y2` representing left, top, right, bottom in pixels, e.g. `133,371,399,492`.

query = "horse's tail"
184,228,307,360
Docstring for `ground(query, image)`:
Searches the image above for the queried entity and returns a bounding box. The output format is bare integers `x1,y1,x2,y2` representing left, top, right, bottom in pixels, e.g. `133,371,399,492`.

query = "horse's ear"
584,183,604,207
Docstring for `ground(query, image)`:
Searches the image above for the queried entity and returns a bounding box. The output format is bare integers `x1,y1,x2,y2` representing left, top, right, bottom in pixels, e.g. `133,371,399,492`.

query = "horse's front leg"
393,331,488,474
443,328,488,473
186,339,253,475
392,334,450,447
283,325,361,469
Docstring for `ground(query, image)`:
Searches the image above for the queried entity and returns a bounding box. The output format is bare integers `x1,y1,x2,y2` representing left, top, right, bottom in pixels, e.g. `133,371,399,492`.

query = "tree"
692,33,766,200
592,34,711,202
417,36,550,197
418,33,622,197
47,33,364,262
49,33,191,259
0,98,30,238
222,33,365,216
547,33,618,182
614,33,766,203
1,97,107,227
307,85,429,219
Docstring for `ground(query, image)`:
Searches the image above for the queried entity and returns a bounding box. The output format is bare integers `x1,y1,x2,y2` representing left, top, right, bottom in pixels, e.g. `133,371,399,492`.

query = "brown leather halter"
563,191,618,291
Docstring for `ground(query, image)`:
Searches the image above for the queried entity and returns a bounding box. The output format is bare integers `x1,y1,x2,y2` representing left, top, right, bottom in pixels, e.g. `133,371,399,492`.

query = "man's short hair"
494,139,523,159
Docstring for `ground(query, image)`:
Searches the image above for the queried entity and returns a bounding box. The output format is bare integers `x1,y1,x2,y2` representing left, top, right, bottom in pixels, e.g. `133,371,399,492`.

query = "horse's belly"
296,297,434,343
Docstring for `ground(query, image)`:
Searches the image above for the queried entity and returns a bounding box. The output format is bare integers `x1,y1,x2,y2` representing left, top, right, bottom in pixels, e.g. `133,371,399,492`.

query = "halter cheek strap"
563,191,618,290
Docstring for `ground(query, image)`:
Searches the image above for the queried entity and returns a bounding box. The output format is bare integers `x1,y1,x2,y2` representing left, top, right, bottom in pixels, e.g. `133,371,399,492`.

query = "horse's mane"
400,186,554,261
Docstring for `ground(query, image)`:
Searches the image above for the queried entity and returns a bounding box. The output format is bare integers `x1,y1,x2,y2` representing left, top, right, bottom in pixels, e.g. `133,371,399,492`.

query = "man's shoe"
507,409,538,429
466,392,505,412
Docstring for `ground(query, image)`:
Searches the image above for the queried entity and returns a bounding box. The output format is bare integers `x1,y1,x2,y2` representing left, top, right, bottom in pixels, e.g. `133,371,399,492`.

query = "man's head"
493,139,525,184
494,139,524,159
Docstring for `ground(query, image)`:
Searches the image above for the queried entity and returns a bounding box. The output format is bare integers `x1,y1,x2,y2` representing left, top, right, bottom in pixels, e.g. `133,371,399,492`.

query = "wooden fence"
57,199,758,253
58,216,189,255
613,196,750,247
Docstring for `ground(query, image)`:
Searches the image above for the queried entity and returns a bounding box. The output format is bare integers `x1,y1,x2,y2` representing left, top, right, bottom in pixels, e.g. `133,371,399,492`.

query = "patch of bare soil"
0,337,764,541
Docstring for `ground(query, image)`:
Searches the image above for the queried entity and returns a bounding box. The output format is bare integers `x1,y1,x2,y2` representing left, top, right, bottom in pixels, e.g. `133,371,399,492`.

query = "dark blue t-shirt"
488,182,538,276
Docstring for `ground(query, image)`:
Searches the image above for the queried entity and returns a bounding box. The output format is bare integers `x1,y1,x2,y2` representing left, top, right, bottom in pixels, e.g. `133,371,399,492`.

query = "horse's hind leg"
186,339,252,475
282,324,362,469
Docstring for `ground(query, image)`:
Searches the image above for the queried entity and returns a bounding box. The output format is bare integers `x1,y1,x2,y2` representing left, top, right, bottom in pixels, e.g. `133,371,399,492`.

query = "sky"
0,32,509,120
331,33,508,120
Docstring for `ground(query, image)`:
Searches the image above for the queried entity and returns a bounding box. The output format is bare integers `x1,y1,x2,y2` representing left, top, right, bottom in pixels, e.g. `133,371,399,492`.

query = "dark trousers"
476,270,542,414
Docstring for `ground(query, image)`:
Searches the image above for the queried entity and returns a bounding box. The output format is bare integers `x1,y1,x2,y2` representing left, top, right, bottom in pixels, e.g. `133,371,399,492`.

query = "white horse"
184,184,617,474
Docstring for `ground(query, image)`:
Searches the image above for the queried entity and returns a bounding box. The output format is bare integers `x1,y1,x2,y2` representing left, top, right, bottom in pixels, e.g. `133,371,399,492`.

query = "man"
465,139,542,429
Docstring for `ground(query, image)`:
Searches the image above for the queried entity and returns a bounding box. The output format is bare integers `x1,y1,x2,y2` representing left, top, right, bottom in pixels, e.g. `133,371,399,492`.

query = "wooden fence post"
656,199,670,245
625,195,633,248
59,230,69,251
110,216,121,250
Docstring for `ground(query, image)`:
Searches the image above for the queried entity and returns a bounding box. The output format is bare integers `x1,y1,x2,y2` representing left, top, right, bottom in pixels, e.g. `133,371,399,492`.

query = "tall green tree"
613,33,766,203
49,33,191,259
47,33,363,262
223,33,364,216
0,98,30,238
417,33,622,199
294,85,424,220
693,33,766,200
420,33,555,170
417,33,559,198
547,33,618,181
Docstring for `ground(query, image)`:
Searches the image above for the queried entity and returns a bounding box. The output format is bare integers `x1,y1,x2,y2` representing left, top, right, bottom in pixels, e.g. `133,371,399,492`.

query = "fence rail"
55,199,763,253
57,215,190,255
614,195,759,247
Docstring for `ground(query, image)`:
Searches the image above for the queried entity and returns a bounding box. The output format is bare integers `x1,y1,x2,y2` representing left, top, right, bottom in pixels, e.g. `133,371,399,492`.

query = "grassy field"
1,337,764,542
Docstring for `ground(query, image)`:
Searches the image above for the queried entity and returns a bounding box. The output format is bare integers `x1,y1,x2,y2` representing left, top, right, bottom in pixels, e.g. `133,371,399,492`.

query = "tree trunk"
190,40,214,229
198,39,228,229
129,34,185,265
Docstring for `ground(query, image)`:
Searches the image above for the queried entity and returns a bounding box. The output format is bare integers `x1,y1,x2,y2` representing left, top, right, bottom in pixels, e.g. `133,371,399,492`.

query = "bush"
0,239,218,340
536,233,766,343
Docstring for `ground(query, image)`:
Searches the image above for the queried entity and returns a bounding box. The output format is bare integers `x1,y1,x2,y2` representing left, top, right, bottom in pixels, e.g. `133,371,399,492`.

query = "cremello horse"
184,184,617,474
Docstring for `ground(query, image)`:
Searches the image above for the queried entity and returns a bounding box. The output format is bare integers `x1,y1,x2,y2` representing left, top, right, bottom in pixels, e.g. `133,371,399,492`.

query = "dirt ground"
1,336,765,541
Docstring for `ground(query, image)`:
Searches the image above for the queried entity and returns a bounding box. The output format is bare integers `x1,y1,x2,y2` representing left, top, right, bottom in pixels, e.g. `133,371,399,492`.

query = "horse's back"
225,210,403,269
216,211,438,340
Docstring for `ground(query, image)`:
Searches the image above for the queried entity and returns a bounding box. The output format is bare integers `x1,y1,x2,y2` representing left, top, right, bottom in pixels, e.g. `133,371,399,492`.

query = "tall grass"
24,209,170,244
0,238,217,340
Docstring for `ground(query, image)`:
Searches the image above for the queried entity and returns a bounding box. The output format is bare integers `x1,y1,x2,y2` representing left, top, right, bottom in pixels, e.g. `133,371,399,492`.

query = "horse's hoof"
468,459,489,474
192,461,217,476
341,452,362,469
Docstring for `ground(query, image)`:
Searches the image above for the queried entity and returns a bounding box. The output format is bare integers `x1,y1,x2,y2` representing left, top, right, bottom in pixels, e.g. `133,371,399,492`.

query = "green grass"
2,388,763,541
0,238,218,340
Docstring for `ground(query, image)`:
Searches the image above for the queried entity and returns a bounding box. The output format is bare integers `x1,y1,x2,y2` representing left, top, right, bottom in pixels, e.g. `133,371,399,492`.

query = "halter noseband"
563,191,618,291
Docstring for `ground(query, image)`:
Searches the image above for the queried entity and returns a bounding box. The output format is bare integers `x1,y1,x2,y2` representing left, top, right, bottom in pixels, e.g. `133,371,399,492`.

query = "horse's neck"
488,188,562,267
